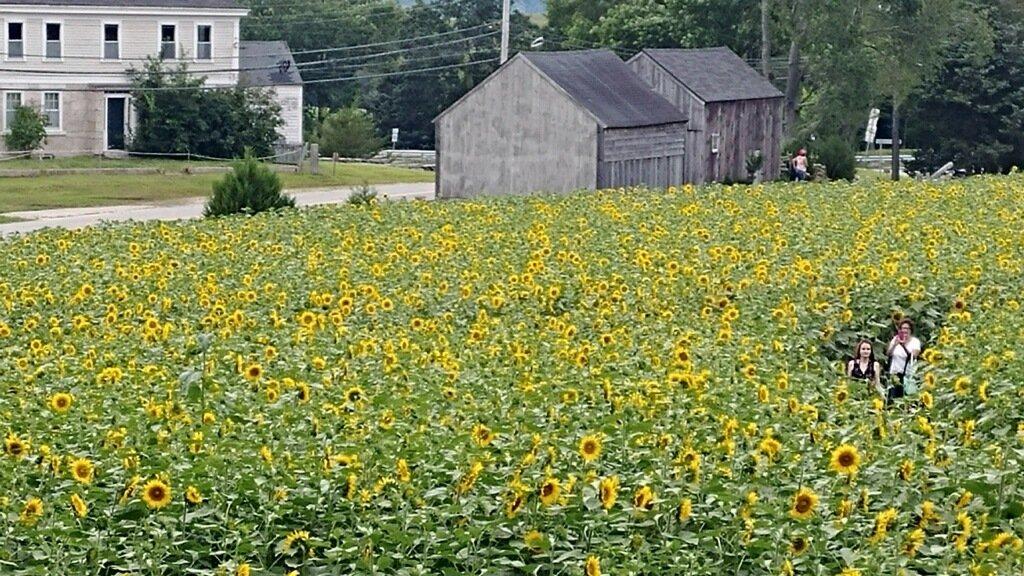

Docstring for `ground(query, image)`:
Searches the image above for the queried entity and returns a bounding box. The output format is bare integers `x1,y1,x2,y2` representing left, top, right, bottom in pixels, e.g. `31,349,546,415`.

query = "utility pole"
761,0,771,78
500,0,511,64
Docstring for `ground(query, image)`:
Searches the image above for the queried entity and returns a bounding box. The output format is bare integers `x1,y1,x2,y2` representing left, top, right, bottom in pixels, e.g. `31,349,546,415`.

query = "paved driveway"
0,183,435,236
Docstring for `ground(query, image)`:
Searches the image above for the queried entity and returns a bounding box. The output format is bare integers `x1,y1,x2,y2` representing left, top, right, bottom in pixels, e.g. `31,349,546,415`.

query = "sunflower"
472,424,495,447
505,490,526,518
296,383,311,403
243,363,262,382
633,485,655,511
396,458,411,483
584,555,601,576
579,434,602,463
236,564,251,576
598,473,614,508
346,386,365,403
899,459,914,481
789,534,810,555
829,444,861,476
789,487,819,521
49,392,73,413
539,478,561,507
678,498,693,522
185,485,203,505
141,479,172,510
20,497,43,525
282,529,311,553
70,493,88,518
524,529,545,552
758,437,782,460
70,457,95,484
4,433,28,459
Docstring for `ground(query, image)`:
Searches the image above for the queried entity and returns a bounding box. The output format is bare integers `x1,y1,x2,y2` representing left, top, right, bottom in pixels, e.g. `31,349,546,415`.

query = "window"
45,22,62,59
4,92,22,131
43,92,60,131
6,22,24,59
103,23,120,60
196,24,212,60
160,24,176,59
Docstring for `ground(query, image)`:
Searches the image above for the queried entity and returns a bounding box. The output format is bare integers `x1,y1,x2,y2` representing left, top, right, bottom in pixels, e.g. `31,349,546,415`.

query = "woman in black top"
847,340,881,396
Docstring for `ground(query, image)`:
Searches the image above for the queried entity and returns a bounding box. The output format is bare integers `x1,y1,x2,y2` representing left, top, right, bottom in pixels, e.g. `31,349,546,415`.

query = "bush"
130,59,282,159
318,108,385,159
204,155,295,217
347,183,378,206
817,136,857,181
4,106,47,151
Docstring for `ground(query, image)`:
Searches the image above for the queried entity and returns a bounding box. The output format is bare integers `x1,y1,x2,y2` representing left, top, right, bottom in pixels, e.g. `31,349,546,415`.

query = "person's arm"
846,360,854,377
873,362,881,389
886,336,899,355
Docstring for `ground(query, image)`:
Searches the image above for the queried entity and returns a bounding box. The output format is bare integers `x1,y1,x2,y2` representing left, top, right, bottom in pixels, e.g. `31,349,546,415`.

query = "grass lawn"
0,163,434,213
0,155,228,170
855,168,889,182
0,214,22,223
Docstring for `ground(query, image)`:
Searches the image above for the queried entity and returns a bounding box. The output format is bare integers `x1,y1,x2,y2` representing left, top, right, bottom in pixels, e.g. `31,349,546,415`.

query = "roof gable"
635,47,783,103
239,41,303,88
520,50,686,129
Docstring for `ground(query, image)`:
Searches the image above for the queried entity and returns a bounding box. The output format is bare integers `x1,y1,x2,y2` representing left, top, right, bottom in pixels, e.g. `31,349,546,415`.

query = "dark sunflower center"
542,484,555,497
796,497,812,513
149,487,166,500
839,453,855,467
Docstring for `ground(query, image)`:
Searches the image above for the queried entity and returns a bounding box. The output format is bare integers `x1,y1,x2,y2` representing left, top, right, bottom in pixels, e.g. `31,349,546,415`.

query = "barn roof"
520,50,686,129
239,41,303,88
634,47,783,103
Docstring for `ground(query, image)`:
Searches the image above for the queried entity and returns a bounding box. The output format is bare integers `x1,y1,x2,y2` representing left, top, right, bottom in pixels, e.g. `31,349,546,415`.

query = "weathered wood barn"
628,47,784,184
434,50,688,198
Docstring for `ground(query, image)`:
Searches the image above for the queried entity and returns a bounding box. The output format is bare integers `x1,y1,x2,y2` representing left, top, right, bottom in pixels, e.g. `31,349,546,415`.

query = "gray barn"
628,47,784,184
435,50,688,198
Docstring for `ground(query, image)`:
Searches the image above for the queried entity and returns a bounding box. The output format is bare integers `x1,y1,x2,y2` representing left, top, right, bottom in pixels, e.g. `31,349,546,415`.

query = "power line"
243,0,487,23
303,56,497,85
290,22,498,56
0,22,499,63
6,57,499,92
299,48,498,78
240,0,483,15
0,30,500,77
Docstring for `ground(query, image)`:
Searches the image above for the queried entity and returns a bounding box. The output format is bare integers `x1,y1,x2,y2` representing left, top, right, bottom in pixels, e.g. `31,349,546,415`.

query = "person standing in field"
791,149,809,181
886,318,922,402
847,340,882,397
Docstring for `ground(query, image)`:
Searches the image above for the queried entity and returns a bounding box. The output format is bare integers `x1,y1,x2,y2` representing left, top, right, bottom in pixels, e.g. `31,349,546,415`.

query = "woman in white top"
886,318,922,401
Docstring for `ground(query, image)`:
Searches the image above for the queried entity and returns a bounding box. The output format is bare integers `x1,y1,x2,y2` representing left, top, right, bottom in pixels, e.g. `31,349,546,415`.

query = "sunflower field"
1,176,1023,576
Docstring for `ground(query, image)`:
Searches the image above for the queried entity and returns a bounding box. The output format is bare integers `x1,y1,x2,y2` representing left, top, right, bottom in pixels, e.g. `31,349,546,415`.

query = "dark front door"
106,97,126,150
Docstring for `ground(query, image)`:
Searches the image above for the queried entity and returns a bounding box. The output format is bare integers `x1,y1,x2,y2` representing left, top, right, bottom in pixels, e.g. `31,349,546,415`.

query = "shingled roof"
239,41,303,88
633,47,783,103
521,50,686,129
0,0,244,8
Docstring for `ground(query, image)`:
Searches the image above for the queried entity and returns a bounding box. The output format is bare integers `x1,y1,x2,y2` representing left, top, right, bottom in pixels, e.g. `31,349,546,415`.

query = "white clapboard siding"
270,84,303,145
1,11,241,85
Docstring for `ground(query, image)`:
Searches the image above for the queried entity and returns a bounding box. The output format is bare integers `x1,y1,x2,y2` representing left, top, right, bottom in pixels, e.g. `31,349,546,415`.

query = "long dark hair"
851,339,876,365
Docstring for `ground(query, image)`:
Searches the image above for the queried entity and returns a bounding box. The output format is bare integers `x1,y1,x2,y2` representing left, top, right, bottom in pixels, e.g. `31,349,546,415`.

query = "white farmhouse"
0,0,303,155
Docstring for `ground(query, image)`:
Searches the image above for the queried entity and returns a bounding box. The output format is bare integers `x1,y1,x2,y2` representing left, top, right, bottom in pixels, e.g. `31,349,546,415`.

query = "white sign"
864,108,881,143
391,128,399,144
